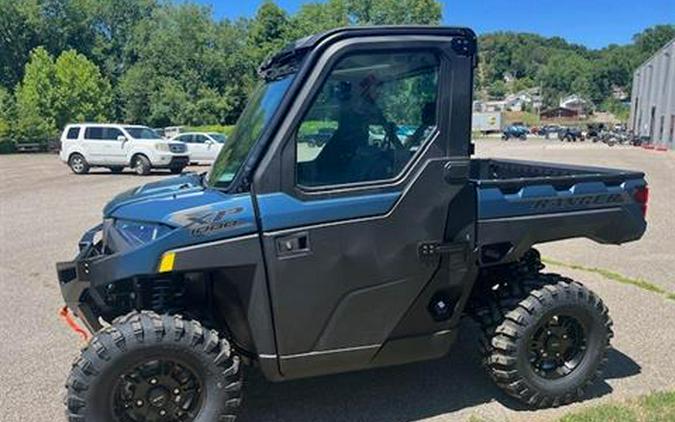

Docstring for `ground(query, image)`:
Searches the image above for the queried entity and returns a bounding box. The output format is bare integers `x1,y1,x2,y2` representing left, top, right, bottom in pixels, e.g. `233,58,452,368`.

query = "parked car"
586,123,606,140
163,126,184,139
297,127,335,147
153,127,166,139
59,123,190,175
537,124,563,138
502,124,528,140
171,132,226,164
559,127,585,142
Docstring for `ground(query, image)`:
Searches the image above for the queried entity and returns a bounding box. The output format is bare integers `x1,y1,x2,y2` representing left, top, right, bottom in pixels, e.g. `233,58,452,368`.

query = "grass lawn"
467,391,675,422
559,391,675,422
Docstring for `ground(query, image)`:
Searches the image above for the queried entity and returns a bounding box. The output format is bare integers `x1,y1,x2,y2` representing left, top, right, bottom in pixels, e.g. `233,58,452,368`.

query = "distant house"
504,90,542,112
475,100,507,112
560,94,590,115
473,88,543,113
612,86,629,101
540,107,579,120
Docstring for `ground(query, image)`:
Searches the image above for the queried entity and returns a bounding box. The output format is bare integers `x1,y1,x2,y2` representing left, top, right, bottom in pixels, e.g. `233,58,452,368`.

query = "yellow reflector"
158,252,176,273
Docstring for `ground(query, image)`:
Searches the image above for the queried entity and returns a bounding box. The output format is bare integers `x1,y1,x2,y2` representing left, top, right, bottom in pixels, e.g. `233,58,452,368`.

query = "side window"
295,50,439,188
194,135,207,144
103,127,123,140
84,127,104,140
66,127,80,140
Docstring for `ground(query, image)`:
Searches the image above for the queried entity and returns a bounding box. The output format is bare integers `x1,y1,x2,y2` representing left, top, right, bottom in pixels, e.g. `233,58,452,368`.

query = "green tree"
35,0,98,57
119,3,248,126
0,0,41,89
0,87,12,139
345,0,441,25
90,0,158,80
487,80,507,99
14,47,58,143
633,25,675,59
53,49,112,128
288,0,349,39
247,1,291,64
537,52,593,106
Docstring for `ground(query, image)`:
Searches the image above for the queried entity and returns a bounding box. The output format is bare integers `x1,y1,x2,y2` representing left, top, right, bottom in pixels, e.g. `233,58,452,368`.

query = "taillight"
634,186,649,218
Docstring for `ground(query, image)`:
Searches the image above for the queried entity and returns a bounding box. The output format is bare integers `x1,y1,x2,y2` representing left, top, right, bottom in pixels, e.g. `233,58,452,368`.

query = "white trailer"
472,112,504,134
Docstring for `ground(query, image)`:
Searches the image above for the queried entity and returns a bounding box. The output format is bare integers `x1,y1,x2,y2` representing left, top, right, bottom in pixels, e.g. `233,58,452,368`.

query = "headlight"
114,219,173,245
155,142,170,152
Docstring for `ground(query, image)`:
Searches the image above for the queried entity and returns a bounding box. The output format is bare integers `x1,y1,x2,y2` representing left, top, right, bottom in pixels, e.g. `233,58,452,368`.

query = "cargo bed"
471,159,648,265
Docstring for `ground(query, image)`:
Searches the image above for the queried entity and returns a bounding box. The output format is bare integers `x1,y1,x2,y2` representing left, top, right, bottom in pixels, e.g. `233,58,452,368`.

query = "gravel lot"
0,139,673,421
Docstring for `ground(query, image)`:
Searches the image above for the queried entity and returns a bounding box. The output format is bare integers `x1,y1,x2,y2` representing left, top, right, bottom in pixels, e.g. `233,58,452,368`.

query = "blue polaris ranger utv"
57,27,649,421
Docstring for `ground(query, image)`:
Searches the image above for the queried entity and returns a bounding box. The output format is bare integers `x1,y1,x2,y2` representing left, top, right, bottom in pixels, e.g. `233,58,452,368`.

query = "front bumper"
155,155,190,168
56,224,106,332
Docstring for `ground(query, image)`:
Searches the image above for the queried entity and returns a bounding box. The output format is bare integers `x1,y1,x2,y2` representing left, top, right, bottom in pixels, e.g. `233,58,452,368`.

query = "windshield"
124,127,161,139
208,75,293,188
208,133,227,143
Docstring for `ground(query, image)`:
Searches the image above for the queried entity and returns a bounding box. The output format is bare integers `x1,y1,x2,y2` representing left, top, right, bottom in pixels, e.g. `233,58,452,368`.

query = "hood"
99,174,258,263
103,173,205,218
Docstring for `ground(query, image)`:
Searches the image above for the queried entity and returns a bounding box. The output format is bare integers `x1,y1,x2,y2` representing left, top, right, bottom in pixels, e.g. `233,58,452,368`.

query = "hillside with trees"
0,0,672,148
477,26,675,111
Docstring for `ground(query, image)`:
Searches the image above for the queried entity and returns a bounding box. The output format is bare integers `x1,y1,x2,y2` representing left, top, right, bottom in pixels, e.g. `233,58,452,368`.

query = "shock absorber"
148,277,186,314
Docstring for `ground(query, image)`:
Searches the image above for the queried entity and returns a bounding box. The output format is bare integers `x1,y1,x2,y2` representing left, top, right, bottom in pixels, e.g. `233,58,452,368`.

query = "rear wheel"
65,311,243,421
133,155,151,175
68,153,90,174
473,272,612,407
170,166,185,174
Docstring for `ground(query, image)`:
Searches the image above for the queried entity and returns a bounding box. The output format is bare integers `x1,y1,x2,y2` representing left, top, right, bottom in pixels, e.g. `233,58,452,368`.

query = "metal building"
629,38,675,149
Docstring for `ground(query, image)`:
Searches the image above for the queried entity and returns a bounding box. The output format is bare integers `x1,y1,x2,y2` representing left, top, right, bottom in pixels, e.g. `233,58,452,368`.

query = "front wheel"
65,311,242,421
478,274,612,407
133,155,151,176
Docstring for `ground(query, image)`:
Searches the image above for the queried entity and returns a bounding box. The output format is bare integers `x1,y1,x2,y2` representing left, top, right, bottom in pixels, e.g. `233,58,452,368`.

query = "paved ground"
0,140,672,421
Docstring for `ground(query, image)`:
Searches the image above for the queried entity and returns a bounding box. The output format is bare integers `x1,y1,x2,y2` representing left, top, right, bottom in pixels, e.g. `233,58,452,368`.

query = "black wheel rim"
528,314,587,379
112,358,202,422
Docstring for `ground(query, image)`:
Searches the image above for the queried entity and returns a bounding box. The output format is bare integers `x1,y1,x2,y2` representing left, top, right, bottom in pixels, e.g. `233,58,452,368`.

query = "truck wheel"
133,155,151,175
479,274,612,408
65,311,243,422
69,153,90,174
170,166,185,174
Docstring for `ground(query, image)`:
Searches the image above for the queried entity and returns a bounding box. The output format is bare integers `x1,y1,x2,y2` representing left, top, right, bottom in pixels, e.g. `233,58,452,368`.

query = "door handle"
276,232,310,257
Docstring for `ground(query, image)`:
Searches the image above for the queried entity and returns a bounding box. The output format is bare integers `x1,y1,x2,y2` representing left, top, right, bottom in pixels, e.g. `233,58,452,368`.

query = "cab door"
254,36,477,379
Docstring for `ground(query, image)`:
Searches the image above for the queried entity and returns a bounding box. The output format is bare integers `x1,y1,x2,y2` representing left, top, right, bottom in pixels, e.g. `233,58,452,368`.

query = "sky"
195,0,674,49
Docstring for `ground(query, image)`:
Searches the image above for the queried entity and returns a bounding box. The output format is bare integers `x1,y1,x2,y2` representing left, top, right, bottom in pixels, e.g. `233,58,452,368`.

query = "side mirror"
117,135,127,142
204,139,214,145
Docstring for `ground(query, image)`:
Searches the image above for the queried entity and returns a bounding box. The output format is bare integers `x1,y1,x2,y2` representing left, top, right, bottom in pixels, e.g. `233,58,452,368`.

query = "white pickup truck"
59,123,190,175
